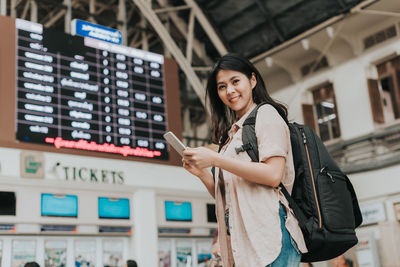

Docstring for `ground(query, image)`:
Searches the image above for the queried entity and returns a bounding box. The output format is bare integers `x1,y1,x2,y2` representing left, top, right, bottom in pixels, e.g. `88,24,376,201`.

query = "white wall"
0,146,213,267
271,38,400,141
349,163,400,201
0,147,207,193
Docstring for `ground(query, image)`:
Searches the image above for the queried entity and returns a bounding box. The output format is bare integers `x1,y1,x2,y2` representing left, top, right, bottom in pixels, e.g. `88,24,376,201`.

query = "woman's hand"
182,160,205,177
183,147,219,169
182,147,217,198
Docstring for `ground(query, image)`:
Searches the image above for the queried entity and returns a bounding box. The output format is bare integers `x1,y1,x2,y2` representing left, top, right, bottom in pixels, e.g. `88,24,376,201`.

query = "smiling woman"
216,70,256,118
182,53,307,267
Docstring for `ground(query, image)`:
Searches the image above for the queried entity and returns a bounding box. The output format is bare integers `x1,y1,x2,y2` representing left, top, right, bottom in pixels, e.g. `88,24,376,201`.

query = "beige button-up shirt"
215,103,307,267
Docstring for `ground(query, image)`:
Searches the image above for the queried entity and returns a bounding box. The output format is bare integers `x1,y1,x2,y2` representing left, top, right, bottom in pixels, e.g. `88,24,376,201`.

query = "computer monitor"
164,201,192,222
98,197,130,219
206,203,217,223
41,193,78,217
0,191,16,215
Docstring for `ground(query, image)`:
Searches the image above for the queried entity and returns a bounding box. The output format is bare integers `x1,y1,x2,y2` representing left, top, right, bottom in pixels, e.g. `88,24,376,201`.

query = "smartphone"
163,131,186,156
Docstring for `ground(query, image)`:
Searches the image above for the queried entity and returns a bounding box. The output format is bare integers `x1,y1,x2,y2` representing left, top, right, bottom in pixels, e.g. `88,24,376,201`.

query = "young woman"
182,53,307,267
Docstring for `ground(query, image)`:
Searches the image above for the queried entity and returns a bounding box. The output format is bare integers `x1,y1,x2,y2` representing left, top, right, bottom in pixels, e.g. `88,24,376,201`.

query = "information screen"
41,193,78,217
98,197,130,219
15,19,169,160
164,201,192,222
0,191,16,216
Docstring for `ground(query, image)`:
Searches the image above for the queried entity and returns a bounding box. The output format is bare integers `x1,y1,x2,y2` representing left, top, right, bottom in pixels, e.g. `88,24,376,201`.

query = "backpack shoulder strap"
211,144,223,181
240,104,309,234
238,103,267,162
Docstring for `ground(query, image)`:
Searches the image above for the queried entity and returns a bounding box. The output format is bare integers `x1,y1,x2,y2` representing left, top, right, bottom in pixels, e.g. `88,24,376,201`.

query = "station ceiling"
5,0,384,110
12,0,367,63
193,0,365,59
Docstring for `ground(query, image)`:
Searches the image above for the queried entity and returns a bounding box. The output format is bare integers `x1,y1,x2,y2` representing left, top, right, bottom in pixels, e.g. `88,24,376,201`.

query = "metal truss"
132,0,226,107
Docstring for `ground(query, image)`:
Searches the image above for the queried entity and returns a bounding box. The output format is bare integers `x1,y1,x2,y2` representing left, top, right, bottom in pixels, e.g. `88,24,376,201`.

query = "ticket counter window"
103,240,123,267
197,240,213,267
12,240,36,267
176,240,192,267
74,240,96,267
158,239,172,267
45,240,67,267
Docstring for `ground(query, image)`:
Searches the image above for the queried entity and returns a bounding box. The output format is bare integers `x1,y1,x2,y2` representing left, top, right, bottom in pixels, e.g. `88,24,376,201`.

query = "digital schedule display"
15,19,169,160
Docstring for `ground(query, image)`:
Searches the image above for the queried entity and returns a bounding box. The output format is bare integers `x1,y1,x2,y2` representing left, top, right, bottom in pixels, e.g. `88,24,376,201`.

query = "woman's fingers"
183,147,195,156
182,159,195,166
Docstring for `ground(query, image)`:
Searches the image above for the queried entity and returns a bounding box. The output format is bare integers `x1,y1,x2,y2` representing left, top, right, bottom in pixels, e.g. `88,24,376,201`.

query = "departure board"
15,19,169,160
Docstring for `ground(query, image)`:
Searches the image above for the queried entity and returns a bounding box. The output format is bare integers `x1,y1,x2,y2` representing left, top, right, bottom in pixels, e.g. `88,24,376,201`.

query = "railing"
327,123,400,174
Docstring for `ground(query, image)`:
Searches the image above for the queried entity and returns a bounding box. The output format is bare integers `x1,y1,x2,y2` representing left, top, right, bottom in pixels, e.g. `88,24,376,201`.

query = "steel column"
89,0,96,23
184,0,227,56
156,0,212,65
10,0,16,17
186,9,195,64
118,0,128,45
30,0,38,23
64,0,72,33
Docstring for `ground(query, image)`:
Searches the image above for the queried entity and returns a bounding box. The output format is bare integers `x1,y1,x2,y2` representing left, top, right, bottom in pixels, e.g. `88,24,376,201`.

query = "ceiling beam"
186,8,195,64
44,8,66,27
21,0,30,20
354,9,400,17
184,0,227,56
155,0,212,65
30,0,38,22
154,5,190,14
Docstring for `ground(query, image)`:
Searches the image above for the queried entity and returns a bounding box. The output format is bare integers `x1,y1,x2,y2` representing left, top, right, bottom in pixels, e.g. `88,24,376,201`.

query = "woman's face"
216,69,256,118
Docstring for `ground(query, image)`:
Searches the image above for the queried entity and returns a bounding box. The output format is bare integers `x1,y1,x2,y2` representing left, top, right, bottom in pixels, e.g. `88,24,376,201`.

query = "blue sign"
71,19,122,45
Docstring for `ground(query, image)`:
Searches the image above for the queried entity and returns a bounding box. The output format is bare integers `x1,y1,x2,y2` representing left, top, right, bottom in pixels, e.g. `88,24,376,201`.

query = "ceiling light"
326,27,334,38
265,57,273,67
301,39,310,50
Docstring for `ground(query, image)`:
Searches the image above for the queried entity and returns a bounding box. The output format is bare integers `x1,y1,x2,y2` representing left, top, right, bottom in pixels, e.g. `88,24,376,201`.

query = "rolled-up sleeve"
255,105,289,162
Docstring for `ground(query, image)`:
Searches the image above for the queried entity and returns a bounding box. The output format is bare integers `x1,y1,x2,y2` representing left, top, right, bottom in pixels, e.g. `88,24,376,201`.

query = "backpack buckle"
235,143,253,154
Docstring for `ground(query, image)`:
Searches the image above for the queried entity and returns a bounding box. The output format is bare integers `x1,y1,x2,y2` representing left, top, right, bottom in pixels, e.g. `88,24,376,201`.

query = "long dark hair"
206,53,288,145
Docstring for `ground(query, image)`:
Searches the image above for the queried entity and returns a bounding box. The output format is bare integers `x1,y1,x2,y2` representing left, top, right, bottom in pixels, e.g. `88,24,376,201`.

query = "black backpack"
237,102,363,262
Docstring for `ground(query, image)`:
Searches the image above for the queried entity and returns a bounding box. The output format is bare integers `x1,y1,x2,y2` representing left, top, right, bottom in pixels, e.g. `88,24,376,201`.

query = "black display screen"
0,191,16,216
206,203,217,223
15,19,168,160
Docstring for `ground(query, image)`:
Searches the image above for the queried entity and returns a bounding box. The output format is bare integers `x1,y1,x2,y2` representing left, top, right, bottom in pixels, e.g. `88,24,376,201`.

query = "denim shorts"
266,203,301,267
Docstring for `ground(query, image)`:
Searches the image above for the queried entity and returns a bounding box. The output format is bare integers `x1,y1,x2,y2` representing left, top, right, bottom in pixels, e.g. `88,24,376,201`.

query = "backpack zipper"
320,167,335,183
301,129,322,229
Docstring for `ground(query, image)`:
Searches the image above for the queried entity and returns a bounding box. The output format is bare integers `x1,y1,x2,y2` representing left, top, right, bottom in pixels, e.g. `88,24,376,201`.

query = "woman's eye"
218,85,225,90
233,79,239,84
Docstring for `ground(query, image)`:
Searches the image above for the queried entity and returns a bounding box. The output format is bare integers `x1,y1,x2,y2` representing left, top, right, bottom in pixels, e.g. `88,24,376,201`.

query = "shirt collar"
228,103,257,137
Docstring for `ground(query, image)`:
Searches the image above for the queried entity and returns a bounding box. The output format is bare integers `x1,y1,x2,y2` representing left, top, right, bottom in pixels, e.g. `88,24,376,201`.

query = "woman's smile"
229,95,240,103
